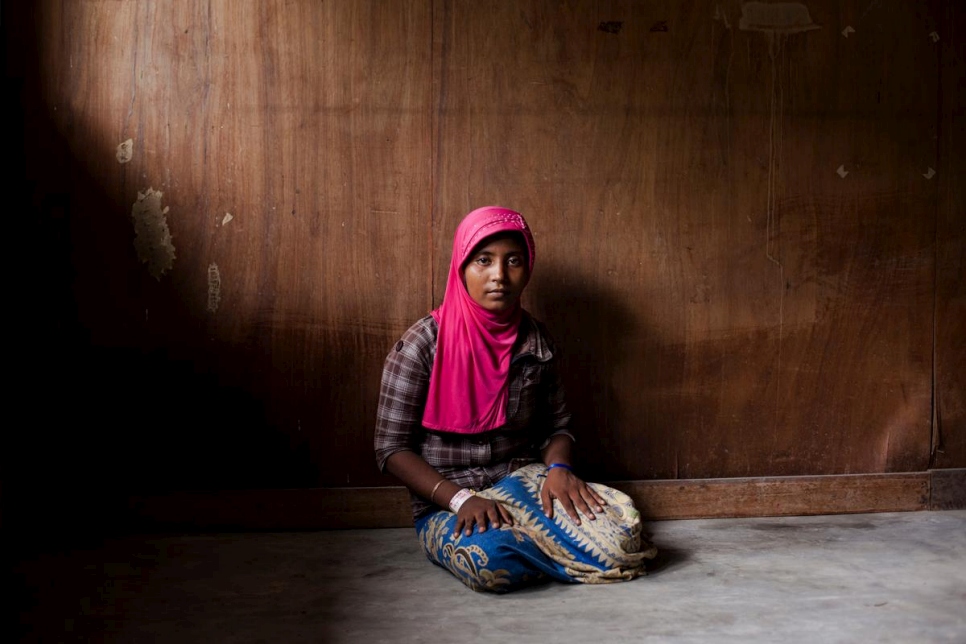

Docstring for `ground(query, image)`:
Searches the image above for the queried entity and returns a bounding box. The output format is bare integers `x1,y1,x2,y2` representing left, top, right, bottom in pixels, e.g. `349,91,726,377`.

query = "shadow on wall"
6,5,368,546
10,124,321,544
529,262,666,482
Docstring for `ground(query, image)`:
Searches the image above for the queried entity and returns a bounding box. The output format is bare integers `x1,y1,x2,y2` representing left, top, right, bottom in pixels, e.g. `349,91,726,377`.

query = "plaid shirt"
374,312,574,520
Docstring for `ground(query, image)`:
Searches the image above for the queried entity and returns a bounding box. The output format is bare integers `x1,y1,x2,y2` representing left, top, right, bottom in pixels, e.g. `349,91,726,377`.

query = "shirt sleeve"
374,317,436,472
540,355,575,447
525,315,575,447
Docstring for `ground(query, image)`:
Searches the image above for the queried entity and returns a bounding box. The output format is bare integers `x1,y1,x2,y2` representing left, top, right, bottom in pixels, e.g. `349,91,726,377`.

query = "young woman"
374,206,655,592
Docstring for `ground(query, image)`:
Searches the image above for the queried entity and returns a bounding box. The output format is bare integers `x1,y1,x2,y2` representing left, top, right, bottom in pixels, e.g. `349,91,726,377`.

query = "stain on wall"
131,187,176,280
207,263,221,313
597,21,622,34
116,138,133,163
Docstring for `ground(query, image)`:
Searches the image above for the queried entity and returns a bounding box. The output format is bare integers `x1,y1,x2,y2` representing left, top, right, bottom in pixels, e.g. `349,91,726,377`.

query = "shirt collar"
512,312,554,363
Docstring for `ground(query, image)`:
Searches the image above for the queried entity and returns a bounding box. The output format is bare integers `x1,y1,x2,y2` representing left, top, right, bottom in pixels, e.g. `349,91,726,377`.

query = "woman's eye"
508,257,522,266
476,256,491,266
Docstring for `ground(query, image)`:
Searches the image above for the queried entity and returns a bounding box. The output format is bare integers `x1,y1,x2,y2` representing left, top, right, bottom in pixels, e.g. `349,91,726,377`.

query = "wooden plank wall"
5,1,963,530
432,0,939,483
14,1,434,498
934,1,966,469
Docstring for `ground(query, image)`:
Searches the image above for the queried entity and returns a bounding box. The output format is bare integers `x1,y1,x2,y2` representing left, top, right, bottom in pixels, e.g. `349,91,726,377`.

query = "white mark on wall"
742,1,820,433
837,165,849,178
131,188,176,280
116,138,134,164
929,31,940,42
739,2,820,34
207,263,221,313
923,167,936,179
841,26,855,38
222,212,234,226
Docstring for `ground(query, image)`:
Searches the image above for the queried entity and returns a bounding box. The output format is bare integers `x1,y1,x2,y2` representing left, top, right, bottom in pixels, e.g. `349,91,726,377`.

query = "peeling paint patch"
131,188,176,280
222,212,234,226
739,2,820,33
207,263,221,312
116,138,134,163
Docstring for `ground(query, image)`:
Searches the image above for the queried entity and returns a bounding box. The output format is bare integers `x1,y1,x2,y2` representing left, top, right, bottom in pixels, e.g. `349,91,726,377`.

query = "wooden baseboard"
127,486,413,531
610,472,930,521
929,468,966,510
125,468,964,532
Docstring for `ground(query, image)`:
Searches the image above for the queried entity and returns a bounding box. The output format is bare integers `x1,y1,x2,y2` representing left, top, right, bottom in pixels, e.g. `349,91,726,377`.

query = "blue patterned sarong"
415,463,657,593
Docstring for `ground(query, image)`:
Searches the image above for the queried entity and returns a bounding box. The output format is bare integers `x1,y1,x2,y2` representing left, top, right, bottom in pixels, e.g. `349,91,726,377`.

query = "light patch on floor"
11,511,966,643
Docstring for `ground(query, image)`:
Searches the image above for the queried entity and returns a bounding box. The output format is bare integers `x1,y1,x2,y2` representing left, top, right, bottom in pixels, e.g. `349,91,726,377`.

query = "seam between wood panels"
428,0,436,312
928,0,947,469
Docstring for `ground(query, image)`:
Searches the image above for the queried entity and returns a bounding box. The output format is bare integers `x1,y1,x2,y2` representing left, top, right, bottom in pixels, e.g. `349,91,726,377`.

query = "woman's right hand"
454,496,514,537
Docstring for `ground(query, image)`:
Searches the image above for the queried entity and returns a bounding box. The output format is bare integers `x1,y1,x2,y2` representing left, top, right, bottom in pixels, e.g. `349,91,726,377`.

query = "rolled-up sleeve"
374,317,436,472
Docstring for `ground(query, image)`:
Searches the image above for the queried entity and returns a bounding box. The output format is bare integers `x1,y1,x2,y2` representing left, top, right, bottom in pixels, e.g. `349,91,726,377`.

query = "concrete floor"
10,511,966,643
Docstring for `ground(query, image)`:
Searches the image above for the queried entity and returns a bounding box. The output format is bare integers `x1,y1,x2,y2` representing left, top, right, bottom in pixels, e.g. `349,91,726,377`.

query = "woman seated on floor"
374,205,656,592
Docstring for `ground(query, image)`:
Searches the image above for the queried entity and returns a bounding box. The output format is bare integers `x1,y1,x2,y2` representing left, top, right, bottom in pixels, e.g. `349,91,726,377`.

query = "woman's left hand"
540,468,606,525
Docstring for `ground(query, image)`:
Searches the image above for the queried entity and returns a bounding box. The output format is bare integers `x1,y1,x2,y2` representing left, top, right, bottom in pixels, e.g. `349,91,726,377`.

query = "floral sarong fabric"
415,463,658,592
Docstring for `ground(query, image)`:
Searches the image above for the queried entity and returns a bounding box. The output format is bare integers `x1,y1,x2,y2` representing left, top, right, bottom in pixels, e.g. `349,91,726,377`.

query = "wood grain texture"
933,1,966,469
929,469,966,510
9,1,956,510
611,472,930,520
128,486,414,531
27,1,433,492
125,471,936,530
433,1,937,482
197,1,434,488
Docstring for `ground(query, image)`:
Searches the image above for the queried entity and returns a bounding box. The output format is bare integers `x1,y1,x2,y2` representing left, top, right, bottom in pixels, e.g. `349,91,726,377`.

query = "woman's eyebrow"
473,249,524,257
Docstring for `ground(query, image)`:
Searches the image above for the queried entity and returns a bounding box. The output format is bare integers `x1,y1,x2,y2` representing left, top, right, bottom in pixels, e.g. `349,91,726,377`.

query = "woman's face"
462,234,530,313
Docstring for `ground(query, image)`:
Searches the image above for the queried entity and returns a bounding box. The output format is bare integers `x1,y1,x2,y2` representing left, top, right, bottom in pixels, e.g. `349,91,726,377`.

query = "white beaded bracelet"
449,488,475,513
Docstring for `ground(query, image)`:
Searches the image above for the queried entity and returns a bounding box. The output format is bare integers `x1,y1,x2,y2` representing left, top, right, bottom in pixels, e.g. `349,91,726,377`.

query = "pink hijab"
422,206,536,434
